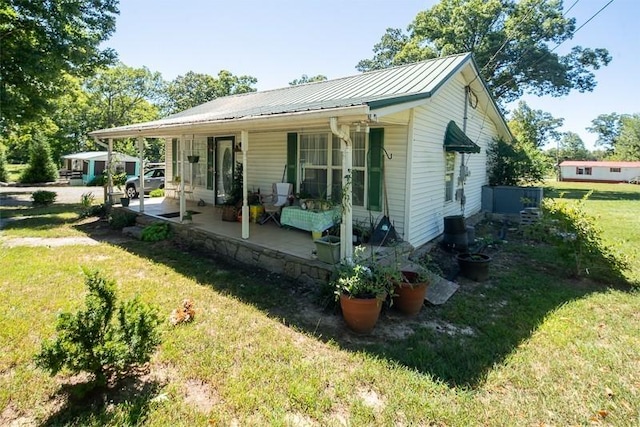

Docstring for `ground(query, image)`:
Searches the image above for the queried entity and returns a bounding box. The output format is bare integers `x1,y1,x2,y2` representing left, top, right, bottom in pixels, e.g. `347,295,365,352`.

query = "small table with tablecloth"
280,206,341,233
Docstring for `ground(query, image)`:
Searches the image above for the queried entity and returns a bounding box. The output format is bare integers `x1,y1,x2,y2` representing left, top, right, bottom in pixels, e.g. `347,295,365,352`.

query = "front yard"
0,181,638,425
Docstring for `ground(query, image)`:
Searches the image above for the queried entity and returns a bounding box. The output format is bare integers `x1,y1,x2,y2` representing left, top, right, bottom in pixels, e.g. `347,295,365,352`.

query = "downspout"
330,117,353,262
459,87,470,215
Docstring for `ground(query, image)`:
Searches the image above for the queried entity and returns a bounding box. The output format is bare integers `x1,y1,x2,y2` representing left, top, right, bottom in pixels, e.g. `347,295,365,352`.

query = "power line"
480,0,545,74
492,0,616,97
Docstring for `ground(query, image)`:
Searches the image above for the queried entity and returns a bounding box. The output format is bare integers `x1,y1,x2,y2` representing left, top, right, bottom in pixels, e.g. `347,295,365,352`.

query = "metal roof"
91,53,472,136
560,161,640,168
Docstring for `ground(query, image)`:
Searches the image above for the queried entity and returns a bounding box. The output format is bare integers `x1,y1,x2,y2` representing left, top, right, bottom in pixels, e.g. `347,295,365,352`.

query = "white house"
559,160,640,183
90,53,511,254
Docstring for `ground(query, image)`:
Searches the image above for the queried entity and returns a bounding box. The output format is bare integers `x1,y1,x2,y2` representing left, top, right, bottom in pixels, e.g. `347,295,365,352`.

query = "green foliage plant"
80,192,95,208
141,222,172,242
34,268,161,387
0,143,8,182
31,190,57,206
487,137,546,186
19,135,59,183
525,192,629,283
108,209,138,229
331,247,400,300
224,162,243,206
149,188,165,197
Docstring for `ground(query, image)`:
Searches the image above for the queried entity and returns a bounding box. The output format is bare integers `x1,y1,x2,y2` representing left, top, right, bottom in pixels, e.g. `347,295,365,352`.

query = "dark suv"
125,168,165,199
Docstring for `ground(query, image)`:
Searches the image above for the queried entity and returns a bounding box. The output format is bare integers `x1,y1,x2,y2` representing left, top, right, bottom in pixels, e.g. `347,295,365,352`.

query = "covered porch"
122,196,409,286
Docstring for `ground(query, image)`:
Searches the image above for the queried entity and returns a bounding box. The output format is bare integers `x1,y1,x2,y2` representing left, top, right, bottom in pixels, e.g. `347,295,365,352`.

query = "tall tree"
289,74,328,86
163,70,257,114
587,113,622,153
19,133,59,183
357,0,611,105
615,114,640,161
508,101,564,149
0,0,119,133
559,131,589,160
85,62,164,130
84,63,164,158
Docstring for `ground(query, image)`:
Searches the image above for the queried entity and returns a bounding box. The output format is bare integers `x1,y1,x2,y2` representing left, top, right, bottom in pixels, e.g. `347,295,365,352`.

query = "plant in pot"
456,252,492,281
393,265,430,316
221,163,243,222
331,250,399,334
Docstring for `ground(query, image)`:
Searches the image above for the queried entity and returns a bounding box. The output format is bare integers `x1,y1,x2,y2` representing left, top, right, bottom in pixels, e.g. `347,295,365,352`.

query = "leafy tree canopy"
85,62,163,129
163,70,257,114
289,74,328,86
614,114,640,161
587,112,622,152
0,0,119,133
587,112,640,160
558,131,590,161
356,0,611,105
508,101,563,149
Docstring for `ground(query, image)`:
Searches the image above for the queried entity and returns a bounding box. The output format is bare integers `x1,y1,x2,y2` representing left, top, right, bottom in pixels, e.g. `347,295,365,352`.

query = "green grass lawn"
0,182,638,426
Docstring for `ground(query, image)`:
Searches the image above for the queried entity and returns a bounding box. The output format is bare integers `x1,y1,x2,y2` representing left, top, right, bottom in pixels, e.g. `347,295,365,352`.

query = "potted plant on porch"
221,163,243,222
331,250,399,334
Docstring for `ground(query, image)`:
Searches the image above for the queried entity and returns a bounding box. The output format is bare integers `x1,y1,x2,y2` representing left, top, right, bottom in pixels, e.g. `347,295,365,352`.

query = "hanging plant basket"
187,155,200,164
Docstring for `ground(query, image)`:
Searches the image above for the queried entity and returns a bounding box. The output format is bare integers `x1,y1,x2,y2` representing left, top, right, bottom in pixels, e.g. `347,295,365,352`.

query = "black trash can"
442,215,468,252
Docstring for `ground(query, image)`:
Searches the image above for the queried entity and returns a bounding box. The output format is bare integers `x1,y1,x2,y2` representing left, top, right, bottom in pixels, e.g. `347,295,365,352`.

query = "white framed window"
445,152,456,202
299,131,367,207
610,167,621,173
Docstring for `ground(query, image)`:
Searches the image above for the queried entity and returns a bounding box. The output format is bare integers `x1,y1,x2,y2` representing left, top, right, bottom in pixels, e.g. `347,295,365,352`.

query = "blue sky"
106,0,638,149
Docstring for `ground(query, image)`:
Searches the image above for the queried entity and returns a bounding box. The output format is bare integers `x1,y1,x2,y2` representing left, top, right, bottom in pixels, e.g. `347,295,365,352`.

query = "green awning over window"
444,120,481,153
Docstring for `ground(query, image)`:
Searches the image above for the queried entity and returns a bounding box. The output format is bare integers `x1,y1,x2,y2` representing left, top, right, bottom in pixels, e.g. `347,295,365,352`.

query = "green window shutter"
171,138,178,180
367,128,384,211
286,133,297,186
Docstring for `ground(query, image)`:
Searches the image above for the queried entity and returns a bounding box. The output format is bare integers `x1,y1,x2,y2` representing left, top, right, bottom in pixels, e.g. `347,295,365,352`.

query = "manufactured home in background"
559,160,640,183
61,151,141,185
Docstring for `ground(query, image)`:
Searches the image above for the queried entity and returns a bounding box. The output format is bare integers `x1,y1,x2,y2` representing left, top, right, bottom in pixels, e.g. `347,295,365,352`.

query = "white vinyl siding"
407,74,495,247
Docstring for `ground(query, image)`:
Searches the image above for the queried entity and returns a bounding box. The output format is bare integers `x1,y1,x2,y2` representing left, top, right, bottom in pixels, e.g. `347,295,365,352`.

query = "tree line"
1,0,638,185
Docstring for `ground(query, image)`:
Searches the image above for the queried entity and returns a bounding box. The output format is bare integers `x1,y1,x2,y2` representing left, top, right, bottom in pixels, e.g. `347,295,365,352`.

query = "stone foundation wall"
134,214,334,287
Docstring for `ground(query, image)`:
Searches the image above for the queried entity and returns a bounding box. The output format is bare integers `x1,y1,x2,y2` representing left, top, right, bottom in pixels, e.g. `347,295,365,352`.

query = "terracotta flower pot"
393,271,428,316
339,294,383,334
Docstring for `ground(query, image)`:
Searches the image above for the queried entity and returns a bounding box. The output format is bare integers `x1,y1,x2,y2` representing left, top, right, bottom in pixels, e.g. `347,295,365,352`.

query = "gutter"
89,105,371,139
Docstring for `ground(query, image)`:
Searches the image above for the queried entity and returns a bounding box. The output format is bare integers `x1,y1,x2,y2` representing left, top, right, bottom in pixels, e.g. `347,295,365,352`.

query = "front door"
208,136,235,205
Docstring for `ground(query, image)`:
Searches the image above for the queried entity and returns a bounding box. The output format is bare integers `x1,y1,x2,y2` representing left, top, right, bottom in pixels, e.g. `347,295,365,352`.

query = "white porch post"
241,130,249,239
107,138,113,203
179,135,186,222
340,124,353,261
330,117,353,262
137,136,145,212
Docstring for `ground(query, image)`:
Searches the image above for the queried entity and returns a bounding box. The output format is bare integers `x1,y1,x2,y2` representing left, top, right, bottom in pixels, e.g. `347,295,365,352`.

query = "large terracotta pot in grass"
339,294,383,334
